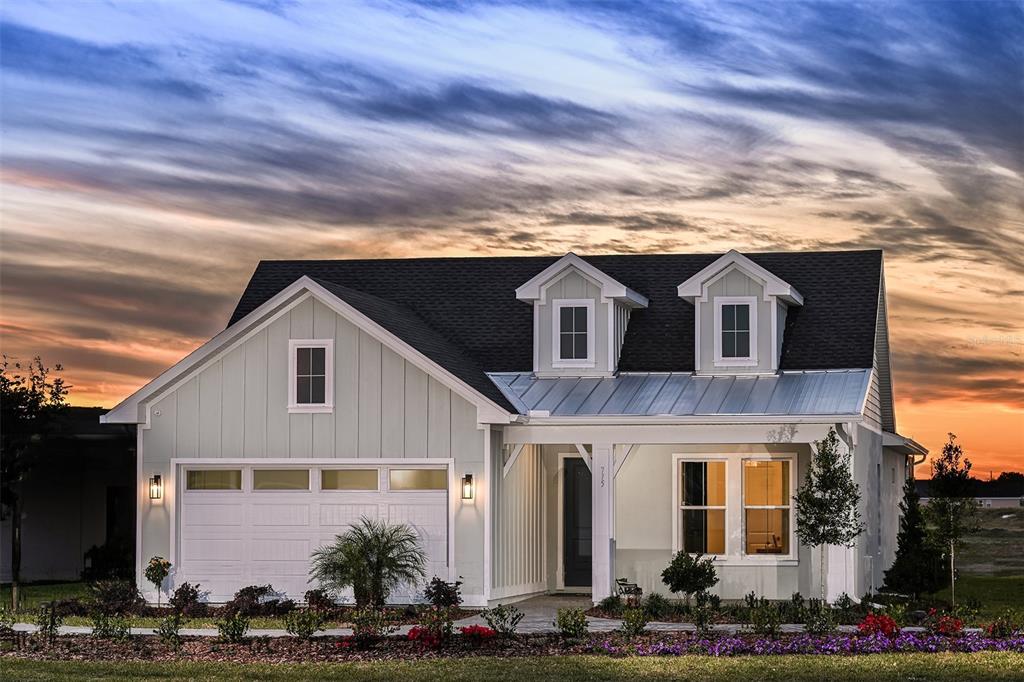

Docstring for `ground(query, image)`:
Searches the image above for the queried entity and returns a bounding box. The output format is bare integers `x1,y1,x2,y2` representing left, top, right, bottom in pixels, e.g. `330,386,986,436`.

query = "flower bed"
2,630,1021,664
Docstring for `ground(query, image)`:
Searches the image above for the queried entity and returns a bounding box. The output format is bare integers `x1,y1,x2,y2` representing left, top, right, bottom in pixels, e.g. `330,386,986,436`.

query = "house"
103,250,926,606
1,407,135,582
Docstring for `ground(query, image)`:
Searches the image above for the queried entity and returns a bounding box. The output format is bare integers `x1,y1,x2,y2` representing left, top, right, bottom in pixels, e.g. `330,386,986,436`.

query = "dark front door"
563,457,592,587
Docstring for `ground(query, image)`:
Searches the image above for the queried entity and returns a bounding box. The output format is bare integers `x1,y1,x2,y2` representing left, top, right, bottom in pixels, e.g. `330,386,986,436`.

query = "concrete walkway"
11,595,975,637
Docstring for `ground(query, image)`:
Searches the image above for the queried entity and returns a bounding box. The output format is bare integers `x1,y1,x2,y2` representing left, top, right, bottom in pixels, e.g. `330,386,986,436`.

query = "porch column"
591,442,614,602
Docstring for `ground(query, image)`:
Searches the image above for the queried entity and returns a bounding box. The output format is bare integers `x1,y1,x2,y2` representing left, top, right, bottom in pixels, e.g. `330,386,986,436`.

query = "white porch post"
591,442,614,603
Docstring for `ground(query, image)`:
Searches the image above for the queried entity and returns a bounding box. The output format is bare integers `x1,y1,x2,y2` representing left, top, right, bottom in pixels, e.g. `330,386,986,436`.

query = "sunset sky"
1,1,1021,475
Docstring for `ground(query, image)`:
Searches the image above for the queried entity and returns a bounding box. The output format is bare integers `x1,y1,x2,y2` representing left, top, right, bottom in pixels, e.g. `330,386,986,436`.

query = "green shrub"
691,590,716,635
597,594,624,616
642,593,671,619
985,610,1021,638
304,588,336,612
482,603,524,637
216,612,250,643
885,602,908,627
156,613,186,649
144,556,172,607
661,552,719,605
803,599,837,634
554,607,588,639
422,577,462,608
285,609,327,640
168,582,205,617
350,607,397,648
750,601,782,638
34,603,63,645
0,606,14,635
89,580,144,616
310,517,427,607
91,612,131,640
620,607,648,638
418,606,455,647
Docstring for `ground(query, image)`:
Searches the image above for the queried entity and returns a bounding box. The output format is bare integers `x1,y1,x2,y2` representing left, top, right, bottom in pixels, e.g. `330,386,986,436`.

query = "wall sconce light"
149,475,163,500
461,474,474,500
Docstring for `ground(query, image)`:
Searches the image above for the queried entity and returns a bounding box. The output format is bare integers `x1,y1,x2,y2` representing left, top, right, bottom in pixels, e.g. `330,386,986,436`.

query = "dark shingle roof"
230,251,883,412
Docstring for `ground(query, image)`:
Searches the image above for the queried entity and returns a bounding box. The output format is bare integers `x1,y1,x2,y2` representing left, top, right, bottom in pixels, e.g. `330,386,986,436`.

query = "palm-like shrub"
309,517,427,607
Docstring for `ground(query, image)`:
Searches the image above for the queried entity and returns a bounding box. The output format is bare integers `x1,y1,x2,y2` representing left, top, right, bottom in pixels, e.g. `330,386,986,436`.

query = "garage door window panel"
253,469,310,491
186,469,242,491
322,469,379,491
388,468,447,491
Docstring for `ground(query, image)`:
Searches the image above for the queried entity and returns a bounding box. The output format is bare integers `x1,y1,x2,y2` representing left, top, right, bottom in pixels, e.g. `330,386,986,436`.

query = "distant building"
916,474,1024,509
1,406,136,582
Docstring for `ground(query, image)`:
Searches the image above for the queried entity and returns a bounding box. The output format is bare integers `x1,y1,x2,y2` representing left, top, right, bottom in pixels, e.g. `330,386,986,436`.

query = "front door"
563,457,592,587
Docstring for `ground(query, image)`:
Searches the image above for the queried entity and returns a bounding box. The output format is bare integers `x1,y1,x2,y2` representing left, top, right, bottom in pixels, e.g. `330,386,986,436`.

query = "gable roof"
515,252,649,307
231,251,883,389
313,279,509,408
677,249,804,305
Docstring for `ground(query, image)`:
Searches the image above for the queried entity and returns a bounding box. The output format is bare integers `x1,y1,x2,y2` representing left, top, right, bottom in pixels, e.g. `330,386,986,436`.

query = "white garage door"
176,462,449,603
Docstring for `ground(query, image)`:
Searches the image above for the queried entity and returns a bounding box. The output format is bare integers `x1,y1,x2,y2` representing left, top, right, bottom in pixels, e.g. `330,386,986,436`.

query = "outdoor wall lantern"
461,473,474,500
149,474,163,500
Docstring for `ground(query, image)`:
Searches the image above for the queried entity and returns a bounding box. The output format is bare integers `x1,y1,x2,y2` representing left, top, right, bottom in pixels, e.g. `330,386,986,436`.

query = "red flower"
460,625,497,644
407,626,440,648
857,613,899,638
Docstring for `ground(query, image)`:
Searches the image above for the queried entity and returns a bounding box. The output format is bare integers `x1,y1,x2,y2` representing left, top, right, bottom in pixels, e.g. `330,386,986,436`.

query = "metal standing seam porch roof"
487,369,871,418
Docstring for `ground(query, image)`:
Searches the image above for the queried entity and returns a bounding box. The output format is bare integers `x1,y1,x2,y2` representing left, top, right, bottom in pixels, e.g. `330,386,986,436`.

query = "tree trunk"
949,541,956,608
10,497,21,611
820,544,826,601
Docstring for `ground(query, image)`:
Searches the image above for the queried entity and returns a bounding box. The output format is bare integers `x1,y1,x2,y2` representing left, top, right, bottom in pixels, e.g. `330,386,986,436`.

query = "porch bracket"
613,444,636,479
502,443,526,478
574,443,592,470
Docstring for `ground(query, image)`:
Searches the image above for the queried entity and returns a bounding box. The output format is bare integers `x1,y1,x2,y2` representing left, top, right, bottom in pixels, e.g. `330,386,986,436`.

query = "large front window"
679,461,726,554
743,460,791,555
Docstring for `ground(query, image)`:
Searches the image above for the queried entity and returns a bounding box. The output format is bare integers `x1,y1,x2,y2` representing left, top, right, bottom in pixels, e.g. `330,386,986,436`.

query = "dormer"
517,253,648,377
677,250,803,374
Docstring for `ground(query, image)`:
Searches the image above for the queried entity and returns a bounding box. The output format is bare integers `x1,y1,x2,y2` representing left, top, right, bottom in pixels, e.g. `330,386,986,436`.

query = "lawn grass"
933,574,1024,619
0,581,91,613
3,653,1024,681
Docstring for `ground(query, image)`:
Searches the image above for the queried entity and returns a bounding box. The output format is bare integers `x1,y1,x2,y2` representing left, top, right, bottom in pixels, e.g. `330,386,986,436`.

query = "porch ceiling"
488,369,870,418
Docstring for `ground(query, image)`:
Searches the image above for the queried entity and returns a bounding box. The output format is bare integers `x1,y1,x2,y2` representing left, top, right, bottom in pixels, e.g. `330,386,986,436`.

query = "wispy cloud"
0,0,1020,469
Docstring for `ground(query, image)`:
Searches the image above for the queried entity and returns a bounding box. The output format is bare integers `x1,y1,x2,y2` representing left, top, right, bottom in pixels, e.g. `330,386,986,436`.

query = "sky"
1,0,1021,475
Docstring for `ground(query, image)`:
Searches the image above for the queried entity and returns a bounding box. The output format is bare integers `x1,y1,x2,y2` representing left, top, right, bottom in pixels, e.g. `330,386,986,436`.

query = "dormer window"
288,339,333,413
552,299,595,368
714,297,757,366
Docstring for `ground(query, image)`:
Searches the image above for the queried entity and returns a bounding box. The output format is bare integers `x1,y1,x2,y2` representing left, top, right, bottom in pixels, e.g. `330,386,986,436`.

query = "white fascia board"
515,253,648,307
677,250,803,305
103,275,512,426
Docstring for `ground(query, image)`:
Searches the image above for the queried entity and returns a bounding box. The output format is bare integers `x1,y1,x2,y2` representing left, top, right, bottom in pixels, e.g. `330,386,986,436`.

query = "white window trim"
671,453,798,566
674,457,729,557
714,296,757,367
288,339,334,413
551,298,596,368
741,455,797,561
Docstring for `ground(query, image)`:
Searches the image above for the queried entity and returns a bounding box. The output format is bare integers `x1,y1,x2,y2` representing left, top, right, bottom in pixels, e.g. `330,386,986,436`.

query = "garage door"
176,463,449,603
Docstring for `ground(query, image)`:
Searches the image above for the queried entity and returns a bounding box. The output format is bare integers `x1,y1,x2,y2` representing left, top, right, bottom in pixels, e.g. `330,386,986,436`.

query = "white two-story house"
104,250,926,606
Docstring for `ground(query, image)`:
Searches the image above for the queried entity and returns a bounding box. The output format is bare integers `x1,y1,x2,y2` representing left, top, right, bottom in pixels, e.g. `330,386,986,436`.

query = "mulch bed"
4,631,1022,663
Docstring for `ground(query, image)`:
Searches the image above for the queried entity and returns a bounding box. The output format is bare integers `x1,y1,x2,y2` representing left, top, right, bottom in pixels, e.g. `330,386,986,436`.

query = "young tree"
794,427,865,600
0,357,69,609
883,476,943,597
925,433,978,608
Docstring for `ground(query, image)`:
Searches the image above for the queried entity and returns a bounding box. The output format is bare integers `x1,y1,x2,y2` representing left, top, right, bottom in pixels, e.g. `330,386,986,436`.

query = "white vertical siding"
490,444,545,598
143,297,481,463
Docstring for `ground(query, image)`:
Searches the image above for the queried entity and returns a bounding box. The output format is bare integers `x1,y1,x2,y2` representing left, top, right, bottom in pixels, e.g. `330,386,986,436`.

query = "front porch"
488,421,867,605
